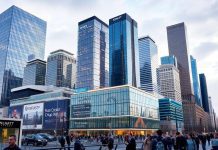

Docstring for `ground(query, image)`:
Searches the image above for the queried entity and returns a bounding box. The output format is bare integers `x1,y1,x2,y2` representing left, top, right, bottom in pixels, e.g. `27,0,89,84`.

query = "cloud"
193,42,218,60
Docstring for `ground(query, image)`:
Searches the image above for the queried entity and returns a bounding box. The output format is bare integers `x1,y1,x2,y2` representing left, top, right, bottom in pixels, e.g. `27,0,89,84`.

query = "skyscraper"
0,6,46,106
190,55,202,106
157,56,181,101
46,49,76,89
76,16,109,90
109,13,140,87
23,59,46,86
138,36,159,93
167,22,194,101
199,74,209,112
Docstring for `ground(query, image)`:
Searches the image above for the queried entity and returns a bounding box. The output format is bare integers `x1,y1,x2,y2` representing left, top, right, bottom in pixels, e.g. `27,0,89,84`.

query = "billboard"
43,100,69,130
8,106,23,119
23,103,43,129
71,103,91,118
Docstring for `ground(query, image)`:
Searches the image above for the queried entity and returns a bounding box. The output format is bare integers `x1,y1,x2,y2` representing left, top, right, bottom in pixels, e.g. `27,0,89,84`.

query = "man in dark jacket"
4,135,21,150
175,132,187,150
151,130,165,150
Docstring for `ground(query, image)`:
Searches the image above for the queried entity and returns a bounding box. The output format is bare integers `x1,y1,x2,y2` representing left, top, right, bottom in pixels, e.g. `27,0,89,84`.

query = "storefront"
0,118,22,149
70,85,160,136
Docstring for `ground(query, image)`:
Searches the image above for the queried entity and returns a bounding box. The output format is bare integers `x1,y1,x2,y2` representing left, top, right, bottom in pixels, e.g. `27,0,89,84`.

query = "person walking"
186,134,197,150
175,132,187,150
194,134,200,150
143,134,152,150
108,135,114,150
151,130,165,150
74,138,85,150
59,136,65,149
66,134,71,150
126,138,136,150
211,133,218,150
4,135,21,150
199,134,207,150
207,134,211,146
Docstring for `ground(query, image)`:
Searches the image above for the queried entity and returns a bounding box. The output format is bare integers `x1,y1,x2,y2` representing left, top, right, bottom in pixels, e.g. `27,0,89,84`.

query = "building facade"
23,59,46,86
199,74,209,112
161,55,178,68
70,85,159,135
190,55,202,106
138,36,159,93
0,6,46,106
157,63,181,101
76,16,109,90
46,49,76,89
167,22,194,101
9,86,72,135
109,13,140,88
159,98,184,134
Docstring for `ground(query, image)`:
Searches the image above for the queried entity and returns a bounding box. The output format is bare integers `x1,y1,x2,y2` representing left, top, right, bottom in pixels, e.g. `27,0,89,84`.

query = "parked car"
37,133,56,142
23,134,47,146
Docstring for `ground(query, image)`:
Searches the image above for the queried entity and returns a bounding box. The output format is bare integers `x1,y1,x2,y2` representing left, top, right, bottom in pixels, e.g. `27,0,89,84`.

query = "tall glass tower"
76,16,109,90
190,55,202,106
138,36,159,93
199,73,209,112
0,6,46,106
109,13,140,87
167,22,194,101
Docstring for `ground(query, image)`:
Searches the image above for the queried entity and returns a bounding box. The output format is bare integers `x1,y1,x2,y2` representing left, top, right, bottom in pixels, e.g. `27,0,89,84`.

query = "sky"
0,0,218,114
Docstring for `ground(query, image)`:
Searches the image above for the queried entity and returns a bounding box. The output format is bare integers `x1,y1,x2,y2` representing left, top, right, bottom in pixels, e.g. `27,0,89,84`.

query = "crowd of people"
56,130,218,150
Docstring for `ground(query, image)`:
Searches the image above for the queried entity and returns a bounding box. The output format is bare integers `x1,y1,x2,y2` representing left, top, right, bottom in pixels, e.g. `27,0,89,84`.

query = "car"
23,134,47,146
37,133,56,142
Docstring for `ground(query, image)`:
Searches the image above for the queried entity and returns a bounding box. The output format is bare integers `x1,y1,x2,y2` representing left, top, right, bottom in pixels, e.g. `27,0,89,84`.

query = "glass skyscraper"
23,59,46,86
190,55,202,106
109,13,140,87
0,6,46,106
167,22,194,101
46,49,76,89
77,16,109,90
161,55,178,68
199,74,209,112
138,36,159,93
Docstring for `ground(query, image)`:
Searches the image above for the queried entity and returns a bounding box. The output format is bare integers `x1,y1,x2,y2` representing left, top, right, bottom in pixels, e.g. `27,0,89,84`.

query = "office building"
77,16,109,90
190,56,202,106
23,59,46,86
157,56,181,101
70,85,159,135
161,55,178,68
167,22,194,101
199,74,209,112
159,98,184,134
109,13,140,87
139,36,159,93
0,6,46,106
46,49,76,89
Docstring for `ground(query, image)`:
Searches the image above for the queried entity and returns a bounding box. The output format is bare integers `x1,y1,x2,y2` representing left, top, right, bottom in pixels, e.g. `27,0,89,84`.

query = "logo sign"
23,103,43,129
0,120,21,128
112,15,122,22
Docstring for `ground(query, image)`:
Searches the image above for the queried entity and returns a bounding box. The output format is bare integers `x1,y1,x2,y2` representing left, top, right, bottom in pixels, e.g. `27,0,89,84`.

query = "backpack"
156,140,164,150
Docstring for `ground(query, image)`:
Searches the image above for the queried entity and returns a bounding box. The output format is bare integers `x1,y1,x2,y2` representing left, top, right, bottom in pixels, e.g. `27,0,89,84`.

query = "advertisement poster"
43,100,69,130
23,103,43,129
8,105,23,119
71,103,91,118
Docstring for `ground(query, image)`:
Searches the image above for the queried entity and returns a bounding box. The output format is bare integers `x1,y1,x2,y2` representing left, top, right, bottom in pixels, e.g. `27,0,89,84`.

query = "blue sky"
0,0,218,114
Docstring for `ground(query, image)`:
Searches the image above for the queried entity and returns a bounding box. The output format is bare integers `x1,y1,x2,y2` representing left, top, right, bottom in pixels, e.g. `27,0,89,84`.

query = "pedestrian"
199,134,206,150
126,138,136,150
175,132,187,150
4,135,21,150
66,134,71,150
151,130,165,150
143,134,152,150
194,134,200,150
211,132,218,150
165,135,173,150
59,136,65,149
186,134,196,150
108,135,114,150
74,138,85,150
207,134,211,146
